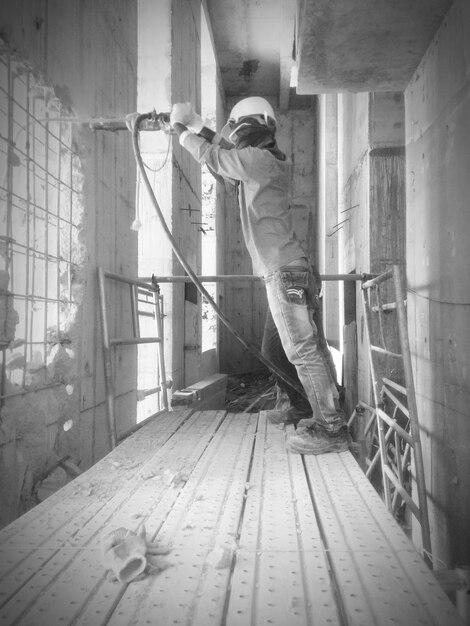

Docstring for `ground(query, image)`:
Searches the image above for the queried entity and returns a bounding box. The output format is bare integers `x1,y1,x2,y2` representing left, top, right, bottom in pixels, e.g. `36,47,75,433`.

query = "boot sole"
287,437,350,455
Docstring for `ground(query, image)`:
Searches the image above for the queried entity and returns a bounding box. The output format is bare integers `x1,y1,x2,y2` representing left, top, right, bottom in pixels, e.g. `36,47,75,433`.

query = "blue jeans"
261,308,312,415
264,265,345,433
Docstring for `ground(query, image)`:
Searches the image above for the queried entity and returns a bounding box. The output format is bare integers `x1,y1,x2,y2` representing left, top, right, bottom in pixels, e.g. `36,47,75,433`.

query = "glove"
101,525,171,583
170,102,204,133
125,112,141,132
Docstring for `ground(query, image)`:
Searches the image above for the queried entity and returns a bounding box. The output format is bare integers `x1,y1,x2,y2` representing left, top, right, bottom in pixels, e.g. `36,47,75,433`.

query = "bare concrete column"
137,0,202,391
318,94,340,350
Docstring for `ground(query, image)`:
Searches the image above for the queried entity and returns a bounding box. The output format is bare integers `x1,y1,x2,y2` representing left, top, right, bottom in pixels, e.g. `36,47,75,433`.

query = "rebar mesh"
0,47,83,406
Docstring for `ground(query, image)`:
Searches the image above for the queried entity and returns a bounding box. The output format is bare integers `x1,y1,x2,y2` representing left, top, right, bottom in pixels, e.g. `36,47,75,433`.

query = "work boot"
287,423,351,455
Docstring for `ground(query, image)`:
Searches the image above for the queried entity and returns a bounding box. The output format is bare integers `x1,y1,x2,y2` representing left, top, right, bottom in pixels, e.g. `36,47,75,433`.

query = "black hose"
131,112,307,400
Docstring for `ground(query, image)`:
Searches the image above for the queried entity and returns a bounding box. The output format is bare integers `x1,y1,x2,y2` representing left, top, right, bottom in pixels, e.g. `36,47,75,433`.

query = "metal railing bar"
357,400,378,436
155,292,168,410
361,285,393,506
370,345,403,358
383,377,407,395
382,465,420,519
141,273,370,284
138,386,162,397
382,386,410,419
376,407,413,445
371,302,397,312
103,270,159,292
110,337,161,346
365,423,396,479
361,269,394,289
392,265,432,563
392,442,411,512
97,266,117,449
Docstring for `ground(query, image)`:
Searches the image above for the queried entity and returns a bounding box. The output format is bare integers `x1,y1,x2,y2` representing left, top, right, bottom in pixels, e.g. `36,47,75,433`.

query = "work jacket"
179,132,306,277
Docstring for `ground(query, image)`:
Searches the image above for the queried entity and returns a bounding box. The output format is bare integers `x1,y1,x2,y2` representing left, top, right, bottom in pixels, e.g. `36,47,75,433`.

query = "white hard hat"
228,97,276,126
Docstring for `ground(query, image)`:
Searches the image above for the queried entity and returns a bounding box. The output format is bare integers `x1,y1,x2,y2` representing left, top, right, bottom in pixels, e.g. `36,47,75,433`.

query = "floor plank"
304,448,463,626
226,413,340,626
0,409,464,626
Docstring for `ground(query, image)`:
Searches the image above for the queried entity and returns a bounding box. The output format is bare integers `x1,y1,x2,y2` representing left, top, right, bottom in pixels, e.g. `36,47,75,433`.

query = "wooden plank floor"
0,409,463,626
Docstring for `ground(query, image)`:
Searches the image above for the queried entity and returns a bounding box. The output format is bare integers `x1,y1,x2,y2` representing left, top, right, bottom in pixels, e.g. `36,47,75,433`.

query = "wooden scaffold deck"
0,409,464,626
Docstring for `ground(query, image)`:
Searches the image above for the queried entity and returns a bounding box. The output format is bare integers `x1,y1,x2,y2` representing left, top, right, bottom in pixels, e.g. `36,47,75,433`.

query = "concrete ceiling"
204,0,454,103
203,0,295,108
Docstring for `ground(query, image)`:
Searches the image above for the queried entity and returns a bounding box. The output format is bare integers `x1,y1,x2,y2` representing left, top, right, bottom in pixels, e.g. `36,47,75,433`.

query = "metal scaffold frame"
102,267,433,565
357,263,432,565
97,268,168,449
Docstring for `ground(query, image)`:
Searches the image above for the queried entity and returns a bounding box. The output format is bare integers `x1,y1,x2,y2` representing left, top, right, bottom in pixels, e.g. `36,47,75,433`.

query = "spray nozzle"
125,110,174,134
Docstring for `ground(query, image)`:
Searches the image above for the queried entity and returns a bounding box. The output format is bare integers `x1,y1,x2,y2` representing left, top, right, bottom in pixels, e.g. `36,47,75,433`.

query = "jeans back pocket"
280,270,309,305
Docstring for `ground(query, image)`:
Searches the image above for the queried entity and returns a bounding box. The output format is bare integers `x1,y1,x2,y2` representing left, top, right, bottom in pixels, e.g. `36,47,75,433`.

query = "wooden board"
0,409,463,626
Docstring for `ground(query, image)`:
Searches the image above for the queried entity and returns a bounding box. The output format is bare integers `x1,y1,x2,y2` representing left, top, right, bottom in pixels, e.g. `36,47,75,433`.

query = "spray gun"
41,110,174,133
89,110,173,133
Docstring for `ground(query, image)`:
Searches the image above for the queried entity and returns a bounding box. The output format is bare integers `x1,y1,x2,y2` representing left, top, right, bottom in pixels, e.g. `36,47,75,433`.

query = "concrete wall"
405,0,470,566
335,91,406,409
318,94,340,350
0,1,137,526
337,92,371,406
332,0,470,566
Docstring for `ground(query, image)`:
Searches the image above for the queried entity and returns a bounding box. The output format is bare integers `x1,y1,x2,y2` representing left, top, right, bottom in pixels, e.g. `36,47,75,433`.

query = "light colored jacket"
180,132,306,277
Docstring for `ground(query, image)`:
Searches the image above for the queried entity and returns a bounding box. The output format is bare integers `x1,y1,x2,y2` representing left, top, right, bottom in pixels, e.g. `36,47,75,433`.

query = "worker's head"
222,96,277,148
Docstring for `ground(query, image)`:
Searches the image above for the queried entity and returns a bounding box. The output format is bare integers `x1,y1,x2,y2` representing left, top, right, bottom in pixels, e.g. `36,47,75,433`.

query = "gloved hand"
101,525,171,583
125,112,141,132
170,102,204,133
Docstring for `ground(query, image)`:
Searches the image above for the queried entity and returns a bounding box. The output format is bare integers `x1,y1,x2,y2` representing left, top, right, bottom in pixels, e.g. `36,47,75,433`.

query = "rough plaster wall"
0,0,137,526
405,0,470,565
338,92,370,276
278,107,317,260
338,91,406,409
317,94,340,350
219,103,317,375
338,92,370,403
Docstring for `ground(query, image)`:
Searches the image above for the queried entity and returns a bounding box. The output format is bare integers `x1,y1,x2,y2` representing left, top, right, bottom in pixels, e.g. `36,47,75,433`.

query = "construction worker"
170,97,350,454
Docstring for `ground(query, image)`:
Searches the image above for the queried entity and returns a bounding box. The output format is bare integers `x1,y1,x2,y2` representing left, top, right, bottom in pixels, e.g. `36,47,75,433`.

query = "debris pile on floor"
224,370,276,413
101,525,171,583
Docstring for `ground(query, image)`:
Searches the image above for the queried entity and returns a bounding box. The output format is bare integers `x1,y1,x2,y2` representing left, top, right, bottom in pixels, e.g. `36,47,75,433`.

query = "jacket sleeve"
180,132,252,182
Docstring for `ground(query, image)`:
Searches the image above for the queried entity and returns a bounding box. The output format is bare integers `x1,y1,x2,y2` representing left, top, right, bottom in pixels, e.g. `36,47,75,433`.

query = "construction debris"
101,525,171,583
224,370,276,413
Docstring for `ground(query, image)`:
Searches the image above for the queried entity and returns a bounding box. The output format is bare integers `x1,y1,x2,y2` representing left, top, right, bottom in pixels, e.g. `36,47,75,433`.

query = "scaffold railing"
356,263,432,566
97,268,168,449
